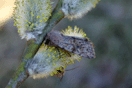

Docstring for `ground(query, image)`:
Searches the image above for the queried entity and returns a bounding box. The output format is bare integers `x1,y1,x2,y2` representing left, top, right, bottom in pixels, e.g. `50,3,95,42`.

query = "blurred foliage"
0,0,132,88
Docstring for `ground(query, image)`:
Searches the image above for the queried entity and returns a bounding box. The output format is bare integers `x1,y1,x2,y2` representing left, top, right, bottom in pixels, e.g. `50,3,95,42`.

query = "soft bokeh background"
0,0,132,88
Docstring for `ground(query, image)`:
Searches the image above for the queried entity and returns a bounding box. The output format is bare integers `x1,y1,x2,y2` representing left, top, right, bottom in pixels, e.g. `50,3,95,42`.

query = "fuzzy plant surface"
27,26,87,79
13,0,52,40
6,0,99,87
61,0,100,20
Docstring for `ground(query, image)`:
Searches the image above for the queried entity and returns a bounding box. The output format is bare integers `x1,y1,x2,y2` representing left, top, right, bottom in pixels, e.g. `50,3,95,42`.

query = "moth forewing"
44,31,95,59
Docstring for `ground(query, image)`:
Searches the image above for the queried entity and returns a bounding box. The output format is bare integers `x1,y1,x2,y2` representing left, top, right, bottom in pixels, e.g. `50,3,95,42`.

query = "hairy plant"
6,0,100,88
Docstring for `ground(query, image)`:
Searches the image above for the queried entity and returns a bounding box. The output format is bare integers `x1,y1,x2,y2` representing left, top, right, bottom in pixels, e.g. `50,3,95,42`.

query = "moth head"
54,66,80,82
54,67,65,78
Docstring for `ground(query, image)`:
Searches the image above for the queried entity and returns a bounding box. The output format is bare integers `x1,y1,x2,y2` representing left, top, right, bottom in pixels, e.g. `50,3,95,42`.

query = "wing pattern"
44,31,95,59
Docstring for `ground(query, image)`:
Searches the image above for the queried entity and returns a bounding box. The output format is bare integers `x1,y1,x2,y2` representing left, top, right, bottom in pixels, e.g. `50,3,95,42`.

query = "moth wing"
66,37,95,59
45,31,95,59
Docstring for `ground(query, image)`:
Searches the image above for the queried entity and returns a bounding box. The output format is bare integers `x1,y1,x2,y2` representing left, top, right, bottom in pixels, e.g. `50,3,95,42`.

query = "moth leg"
60,49,72,57
66,51,71,57
60,75,63,82
56,47,62,59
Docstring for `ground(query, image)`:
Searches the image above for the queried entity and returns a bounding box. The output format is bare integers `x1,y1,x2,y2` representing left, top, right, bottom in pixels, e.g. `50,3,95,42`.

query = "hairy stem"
6,0,64,88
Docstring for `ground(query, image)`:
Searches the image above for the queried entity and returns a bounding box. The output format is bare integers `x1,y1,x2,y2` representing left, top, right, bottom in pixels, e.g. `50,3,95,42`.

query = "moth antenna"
65,65,81,71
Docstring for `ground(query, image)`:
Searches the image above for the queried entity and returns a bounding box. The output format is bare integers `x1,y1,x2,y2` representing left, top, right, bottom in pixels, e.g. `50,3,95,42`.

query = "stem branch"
6,0,64,88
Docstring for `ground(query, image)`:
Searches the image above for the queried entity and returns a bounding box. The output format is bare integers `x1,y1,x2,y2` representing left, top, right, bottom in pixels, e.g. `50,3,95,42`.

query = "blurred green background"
0,0,132,88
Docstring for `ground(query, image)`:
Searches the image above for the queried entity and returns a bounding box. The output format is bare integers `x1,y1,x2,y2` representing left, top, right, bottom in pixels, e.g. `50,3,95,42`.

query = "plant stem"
6,0,64,88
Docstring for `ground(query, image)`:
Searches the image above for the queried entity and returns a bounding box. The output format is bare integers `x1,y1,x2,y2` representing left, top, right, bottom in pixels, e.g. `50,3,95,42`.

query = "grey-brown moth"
44,31,95,59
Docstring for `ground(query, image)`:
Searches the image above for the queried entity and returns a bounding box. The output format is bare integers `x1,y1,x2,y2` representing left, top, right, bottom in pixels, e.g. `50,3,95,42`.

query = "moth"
44,31,95,59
